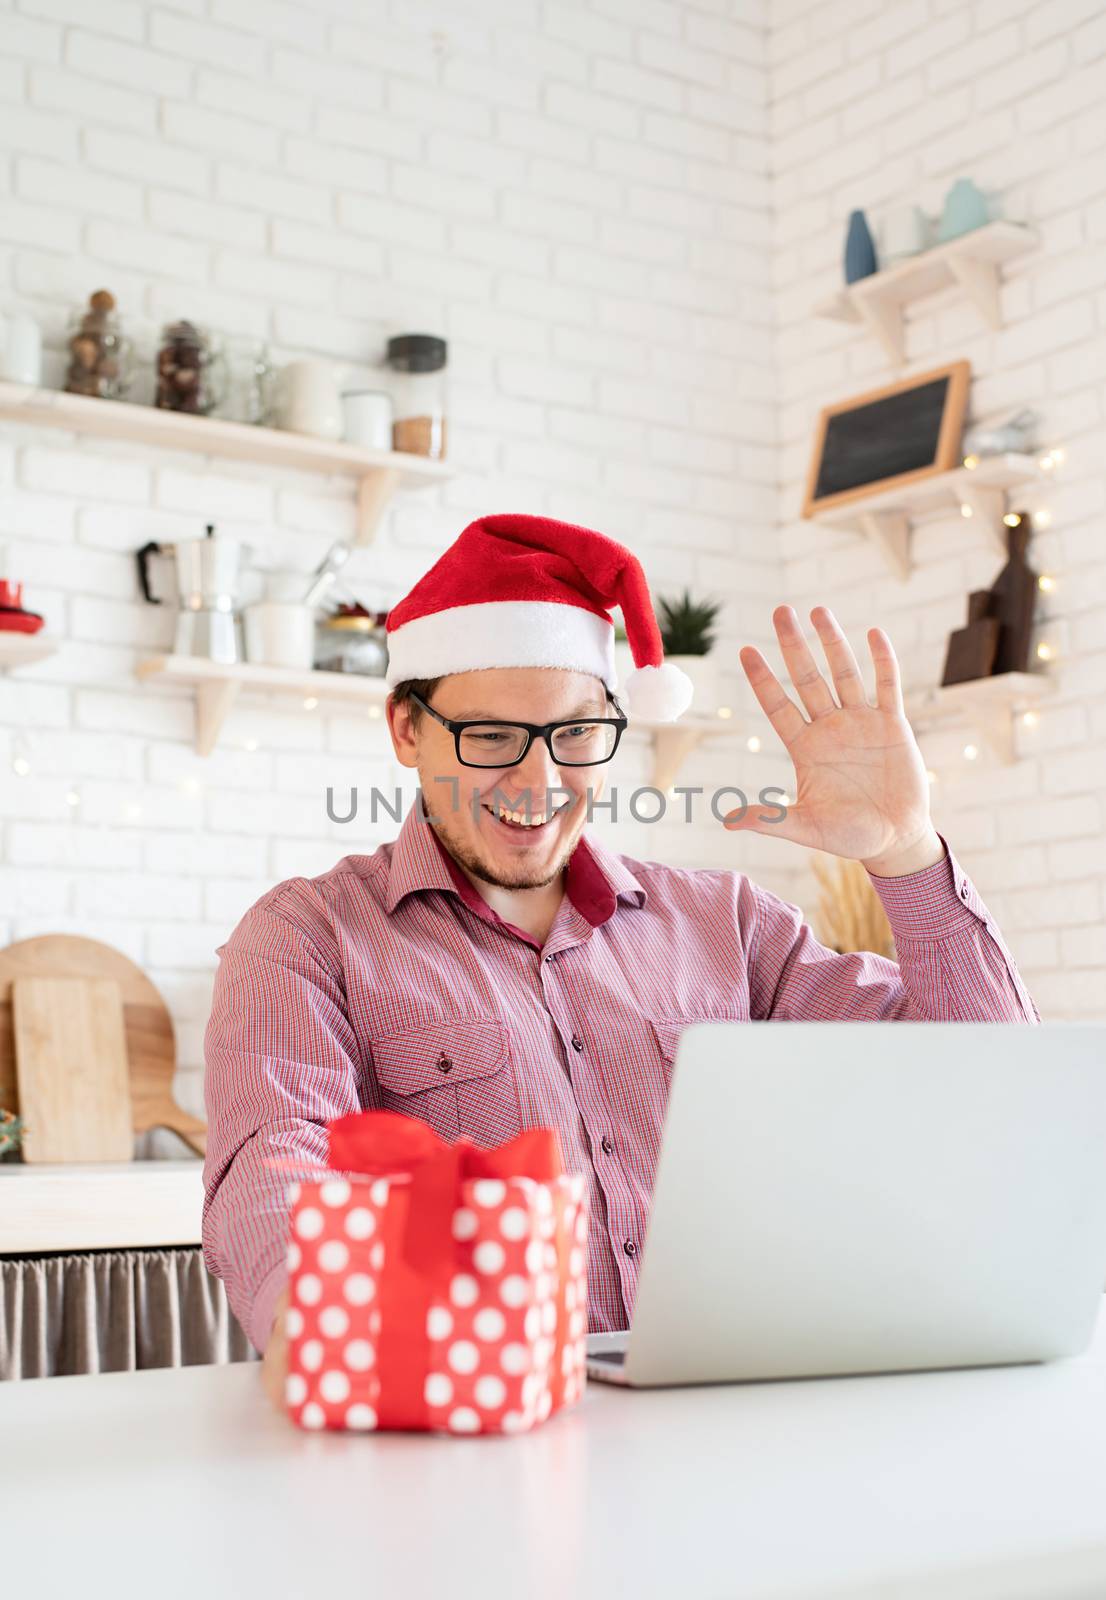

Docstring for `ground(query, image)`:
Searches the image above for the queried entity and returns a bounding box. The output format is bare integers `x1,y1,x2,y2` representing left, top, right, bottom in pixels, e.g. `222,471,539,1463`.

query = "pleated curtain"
0,1247,260,1381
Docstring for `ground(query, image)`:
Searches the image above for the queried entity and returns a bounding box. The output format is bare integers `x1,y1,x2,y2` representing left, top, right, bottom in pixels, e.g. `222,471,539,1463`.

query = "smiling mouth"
481,803,570,839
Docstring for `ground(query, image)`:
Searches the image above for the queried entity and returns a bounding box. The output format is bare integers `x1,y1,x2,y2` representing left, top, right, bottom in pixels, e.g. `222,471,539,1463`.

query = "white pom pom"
622,662,694,723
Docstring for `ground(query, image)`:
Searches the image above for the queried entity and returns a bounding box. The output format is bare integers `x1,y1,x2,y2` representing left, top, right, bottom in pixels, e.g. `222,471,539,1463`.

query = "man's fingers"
810,606,867,708
868,626,904,714
772,605,839,719
739,644,807,747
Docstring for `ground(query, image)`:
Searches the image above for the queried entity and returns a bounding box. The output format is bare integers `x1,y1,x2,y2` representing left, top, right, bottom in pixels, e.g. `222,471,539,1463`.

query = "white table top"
6,1306,1106,1600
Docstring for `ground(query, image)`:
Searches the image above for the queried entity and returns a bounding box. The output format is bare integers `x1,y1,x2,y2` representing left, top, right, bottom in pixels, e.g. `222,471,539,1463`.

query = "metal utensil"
301,540,352,609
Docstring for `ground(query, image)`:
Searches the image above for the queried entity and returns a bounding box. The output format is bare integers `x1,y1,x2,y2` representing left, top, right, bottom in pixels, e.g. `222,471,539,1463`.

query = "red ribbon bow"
326,1110,570,1430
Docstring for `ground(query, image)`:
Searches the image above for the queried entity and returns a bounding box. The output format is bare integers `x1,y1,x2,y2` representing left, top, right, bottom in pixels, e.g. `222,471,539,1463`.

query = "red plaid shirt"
202,803,1038,1353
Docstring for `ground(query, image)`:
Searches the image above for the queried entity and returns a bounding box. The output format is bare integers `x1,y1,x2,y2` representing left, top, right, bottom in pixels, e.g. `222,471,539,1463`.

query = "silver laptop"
587,1022,1106,1388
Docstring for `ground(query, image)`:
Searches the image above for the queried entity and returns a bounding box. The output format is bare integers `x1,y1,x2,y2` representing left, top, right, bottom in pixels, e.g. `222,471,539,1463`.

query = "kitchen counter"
4,1302,1106,1599
0,1159,203,1251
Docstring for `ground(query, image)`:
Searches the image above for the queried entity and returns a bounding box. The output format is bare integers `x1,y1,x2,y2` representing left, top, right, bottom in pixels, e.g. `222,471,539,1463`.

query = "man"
202,513,1037,1412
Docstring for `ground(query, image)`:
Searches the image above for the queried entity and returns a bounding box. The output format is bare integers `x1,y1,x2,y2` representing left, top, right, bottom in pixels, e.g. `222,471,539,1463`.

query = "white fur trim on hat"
385,600,615,688
622,662,694,722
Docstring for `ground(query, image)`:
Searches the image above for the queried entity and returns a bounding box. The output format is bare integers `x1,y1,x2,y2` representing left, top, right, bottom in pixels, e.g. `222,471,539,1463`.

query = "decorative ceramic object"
936,178,988,243
879,204,931,267
844,209,878,283
665,653,721,715
961,408,1039,459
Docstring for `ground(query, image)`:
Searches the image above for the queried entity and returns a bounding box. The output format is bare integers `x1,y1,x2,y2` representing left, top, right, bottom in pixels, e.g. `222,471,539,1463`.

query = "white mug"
879,204,930,266
342,389,393,450
275,359,343,440
244,601,316,669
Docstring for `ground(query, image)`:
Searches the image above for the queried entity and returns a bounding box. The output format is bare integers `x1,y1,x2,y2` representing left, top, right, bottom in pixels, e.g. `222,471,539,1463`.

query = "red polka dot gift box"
281,1110,589,1435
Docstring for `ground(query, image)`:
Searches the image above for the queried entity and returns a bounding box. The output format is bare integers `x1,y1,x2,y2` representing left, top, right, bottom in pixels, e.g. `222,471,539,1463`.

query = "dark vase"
844,209,877,284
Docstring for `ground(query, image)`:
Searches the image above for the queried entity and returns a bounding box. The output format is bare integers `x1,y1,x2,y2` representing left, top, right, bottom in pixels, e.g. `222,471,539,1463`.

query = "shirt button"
601,1135,614,1155
437,1054,453,1073
571,1035,584,1052
960,884,970,900
623,1239,636,1257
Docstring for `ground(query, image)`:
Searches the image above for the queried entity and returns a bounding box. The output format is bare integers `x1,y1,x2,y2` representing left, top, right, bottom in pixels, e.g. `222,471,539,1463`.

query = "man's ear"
386,693,419,769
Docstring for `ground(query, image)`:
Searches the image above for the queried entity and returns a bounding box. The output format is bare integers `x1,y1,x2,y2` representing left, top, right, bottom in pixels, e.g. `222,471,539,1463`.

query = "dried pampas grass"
811,854,895,959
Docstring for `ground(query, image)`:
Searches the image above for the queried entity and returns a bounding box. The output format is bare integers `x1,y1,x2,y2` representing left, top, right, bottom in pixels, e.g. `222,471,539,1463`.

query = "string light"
1036,642,1054,661
1003,512,1022,527
180,777,201,796
12,755,30,778
962,454,979,470
303,696,319,712
960,503,973,518
963,743,979,761
66,788,82,808
746,735,761,753
1021,711,1039,728
1038,575,1055,592
244,737,260,752
926,769,938,785
716,706,732,719
1035,510,1051,528
368,705,383,720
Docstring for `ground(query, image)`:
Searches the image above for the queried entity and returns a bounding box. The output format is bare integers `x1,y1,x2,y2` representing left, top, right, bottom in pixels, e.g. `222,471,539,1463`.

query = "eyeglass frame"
405,688,629,768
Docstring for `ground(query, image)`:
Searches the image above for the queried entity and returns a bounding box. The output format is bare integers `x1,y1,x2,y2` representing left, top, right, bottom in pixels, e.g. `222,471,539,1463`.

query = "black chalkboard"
803,361,970,518
814,379,948,500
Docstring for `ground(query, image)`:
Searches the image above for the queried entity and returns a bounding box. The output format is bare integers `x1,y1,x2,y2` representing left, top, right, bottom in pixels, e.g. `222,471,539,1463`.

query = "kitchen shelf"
0,632,58,670
630,713,742,791
0,1159,203,1252
808,452,1047,579
0,380,450,544
136,653,390,755
905,670,1052,765
813,222,1038,364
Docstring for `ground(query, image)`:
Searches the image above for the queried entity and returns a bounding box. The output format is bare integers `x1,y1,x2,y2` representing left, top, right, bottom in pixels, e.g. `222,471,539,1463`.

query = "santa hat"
384,512,694,722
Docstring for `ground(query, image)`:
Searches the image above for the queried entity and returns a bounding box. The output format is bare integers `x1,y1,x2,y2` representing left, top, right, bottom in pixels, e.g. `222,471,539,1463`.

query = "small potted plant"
0,1107,24,1162
657,588,724,713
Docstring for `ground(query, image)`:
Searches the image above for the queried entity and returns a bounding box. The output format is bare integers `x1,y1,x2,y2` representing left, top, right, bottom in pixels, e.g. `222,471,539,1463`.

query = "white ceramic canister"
0,310,43,385
275,358,343,440
244,601,316,669
342,389,394,450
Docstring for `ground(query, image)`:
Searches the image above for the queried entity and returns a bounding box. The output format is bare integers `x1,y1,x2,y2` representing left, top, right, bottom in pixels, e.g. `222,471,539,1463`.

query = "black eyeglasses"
408,689,628,768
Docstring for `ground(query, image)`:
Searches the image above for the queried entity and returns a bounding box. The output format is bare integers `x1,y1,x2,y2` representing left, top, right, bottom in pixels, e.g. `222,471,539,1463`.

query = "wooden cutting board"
0,935,207,1158
13,977,133,1163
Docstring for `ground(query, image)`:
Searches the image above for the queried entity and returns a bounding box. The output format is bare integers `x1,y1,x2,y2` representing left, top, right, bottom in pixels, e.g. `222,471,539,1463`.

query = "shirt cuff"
866,834,989,941
248,1260,290,1357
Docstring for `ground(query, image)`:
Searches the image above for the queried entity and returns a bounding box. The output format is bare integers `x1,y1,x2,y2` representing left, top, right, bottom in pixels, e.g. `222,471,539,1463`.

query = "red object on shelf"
0,608,45,634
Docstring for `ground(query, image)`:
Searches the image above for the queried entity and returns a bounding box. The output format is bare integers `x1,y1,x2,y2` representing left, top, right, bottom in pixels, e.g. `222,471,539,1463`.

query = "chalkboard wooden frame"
802,360,971,519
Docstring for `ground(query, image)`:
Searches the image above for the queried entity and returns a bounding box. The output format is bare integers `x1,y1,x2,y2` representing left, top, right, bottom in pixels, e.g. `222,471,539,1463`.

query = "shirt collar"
383,797,647,927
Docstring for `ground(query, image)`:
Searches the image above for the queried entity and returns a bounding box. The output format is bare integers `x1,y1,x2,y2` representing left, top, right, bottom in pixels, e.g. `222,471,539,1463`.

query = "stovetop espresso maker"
137,523,246,664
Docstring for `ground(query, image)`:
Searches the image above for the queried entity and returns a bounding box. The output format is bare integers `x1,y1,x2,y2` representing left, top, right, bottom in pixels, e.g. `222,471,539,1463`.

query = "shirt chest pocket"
649,1016,740,1084
370,1019,522,1149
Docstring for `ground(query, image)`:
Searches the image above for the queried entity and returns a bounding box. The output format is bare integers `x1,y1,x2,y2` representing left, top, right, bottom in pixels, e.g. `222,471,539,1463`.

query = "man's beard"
426,789,577,892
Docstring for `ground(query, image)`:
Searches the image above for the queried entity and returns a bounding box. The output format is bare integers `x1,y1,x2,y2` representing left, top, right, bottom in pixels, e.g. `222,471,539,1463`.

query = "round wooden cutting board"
0,935,207,1158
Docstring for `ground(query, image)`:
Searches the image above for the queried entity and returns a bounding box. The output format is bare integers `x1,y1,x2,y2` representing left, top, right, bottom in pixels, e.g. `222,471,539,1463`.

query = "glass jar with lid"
65,288,134,400
156,320,228,415
385,333,447,459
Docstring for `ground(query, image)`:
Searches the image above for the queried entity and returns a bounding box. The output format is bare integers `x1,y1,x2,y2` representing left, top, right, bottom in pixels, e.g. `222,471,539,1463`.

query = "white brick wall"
1,0,1103,1125
0,0,784,1115
773,0,1106,1019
